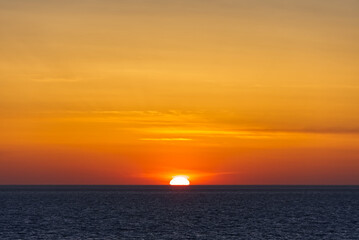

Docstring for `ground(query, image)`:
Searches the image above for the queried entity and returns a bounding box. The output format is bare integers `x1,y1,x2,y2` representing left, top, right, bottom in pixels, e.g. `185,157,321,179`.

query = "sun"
170,176,190,186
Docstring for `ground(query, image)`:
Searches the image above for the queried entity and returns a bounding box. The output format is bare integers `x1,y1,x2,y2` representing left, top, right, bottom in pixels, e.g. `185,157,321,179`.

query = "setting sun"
170,176,190,186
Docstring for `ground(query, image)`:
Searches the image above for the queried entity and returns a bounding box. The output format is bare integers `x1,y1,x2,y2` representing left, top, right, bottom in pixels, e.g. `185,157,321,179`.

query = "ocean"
0,185,358,239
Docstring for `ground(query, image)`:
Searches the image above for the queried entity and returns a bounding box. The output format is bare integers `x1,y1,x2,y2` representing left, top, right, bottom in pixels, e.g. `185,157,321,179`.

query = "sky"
1,0,359,184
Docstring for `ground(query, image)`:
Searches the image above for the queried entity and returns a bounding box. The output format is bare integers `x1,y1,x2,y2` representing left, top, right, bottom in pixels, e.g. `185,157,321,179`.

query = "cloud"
135,170,238,179
31,78,81,83
139,138,192,141
143,128,290,139
145,127,359,137
34,109,359,137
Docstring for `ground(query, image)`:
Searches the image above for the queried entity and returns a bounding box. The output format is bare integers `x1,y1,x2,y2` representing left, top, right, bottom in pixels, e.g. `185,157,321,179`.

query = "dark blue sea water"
1,185,359,239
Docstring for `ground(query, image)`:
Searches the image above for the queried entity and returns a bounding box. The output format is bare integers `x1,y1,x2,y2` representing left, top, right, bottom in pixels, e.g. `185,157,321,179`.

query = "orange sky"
1,0,359,184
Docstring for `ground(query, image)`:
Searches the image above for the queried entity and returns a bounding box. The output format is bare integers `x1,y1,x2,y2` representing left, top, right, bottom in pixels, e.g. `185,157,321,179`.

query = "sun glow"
170,176,190,186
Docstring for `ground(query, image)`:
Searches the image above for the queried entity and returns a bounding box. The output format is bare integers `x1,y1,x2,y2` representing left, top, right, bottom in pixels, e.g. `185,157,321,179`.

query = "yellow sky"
1,0,359,184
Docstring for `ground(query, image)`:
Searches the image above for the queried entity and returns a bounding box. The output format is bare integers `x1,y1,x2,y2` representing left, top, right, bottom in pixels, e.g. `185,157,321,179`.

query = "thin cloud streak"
140,138,192,141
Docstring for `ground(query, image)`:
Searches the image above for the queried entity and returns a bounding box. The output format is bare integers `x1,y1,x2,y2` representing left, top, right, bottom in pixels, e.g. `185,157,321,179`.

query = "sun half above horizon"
170,176,190,186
